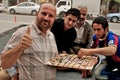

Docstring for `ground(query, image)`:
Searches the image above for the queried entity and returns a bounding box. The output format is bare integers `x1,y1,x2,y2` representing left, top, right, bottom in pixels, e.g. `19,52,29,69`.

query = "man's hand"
20,27,32,50
78,48,91,58
81,70,92,78
11,74,19,80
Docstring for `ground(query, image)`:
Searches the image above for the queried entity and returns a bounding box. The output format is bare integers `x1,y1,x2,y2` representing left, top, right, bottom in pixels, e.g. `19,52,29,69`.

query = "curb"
0,24,28,52
0,24,28,38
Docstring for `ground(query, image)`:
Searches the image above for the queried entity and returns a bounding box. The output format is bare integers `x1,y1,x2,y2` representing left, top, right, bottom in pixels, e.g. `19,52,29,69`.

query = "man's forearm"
1,43,24,69
90,46,117,56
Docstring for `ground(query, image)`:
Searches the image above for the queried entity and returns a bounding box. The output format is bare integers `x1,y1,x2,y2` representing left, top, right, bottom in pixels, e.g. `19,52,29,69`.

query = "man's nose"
81,15,84,18
94,30,99,35
69,20,74,25
44,15,49,20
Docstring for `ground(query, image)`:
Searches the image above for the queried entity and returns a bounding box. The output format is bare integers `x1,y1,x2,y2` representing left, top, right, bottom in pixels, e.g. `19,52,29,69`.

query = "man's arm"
1,27,32,69
1,43,24,69
78,45,117,57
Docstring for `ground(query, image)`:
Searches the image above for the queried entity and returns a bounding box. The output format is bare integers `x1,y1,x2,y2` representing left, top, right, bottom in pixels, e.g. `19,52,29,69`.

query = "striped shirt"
92,31,120,62
2,22,58,80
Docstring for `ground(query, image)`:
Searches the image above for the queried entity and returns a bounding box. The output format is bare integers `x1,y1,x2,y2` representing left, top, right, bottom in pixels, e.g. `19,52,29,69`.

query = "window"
18,3,27,6
57,1,66,7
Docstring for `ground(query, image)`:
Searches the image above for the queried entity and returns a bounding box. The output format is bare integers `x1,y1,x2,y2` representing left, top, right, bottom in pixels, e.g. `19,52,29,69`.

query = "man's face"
93,23,108,39
77,8,87,26
64,14,77,30
80,8,87,21
36,4,56,29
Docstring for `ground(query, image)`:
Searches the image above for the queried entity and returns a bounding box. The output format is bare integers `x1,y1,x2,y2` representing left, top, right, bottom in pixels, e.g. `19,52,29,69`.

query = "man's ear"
64,14,66,19
105,27,109,32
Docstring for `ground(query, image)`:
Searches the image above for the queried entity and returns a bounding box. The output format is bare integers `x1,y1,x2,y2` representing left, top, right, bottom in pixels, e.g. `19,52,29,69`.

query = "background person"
72,6,94,54
51,8,80,54
1,3,58,80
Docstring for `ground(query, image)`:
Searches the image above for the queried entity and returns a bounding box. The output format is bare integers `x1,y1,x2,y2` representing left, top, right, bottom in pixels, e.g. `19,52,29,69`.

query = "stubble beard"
99,33,106,39
37,20,50,29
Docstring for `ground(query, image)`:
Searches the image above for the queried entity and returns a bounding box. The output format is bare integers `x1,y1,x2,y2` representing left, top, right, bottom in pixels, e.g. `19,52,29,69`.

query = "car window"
18,3,27,7
31,4,35,6
27,3,35,6
57,1,66,7
27,3,32,6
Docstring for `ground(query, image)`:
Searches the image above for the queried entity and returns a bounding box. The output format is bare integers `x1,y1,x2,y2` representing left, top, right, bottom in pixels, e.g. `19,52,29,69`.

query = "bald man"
1,3,58,80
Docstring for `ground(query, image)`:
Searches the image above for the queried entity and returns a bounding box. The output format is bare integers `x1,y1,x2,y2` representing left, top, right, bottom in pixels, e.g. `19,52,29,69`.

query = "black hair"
65,8,80,19
92,16,109,29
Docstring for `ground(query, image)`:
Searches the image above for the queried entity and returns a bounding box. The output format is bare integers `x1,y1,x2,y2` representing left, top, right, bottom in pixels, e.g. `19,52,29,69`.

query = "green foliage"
115,0,120,2
104,0,120,3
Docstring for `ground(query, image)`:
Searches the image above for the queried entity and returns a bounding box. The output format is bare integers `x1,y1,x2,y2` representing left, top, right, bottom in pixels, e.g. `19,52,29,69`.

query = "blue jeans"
94,59,120,80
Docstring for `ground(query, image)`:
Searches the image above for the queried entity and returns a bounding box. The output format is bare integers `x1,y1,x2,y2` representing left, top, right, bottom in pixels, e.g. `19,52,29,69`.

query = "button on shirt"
74,25,84,43
2,22,58,80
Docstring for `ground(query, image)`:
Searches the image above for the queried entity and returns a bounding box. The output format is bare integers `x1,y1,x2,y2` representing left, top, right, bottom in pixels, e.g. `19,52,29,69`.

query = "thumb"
26,27,31,35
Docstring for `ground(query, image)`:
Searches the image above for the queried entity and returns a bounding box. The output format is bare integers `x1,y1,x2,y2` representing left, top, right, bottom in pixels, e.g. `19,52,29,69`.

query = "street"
0,13,35,33
0,13,120,34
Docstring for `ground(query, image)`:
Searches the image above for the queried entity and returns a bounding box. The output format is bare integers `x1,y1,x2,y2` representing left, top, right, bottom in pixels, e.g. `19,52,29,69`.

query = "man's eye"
41,12,47,16
94,29,101,31
72,20,76,22
81,14,86,16
68,18,72,21
68,18,75,22
49,15,54,18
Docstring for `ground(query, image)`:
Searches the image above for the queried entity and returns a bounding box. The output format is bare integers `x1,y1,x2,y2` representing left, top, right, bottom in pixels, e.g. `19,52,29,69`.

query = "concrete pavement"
0,22,24,33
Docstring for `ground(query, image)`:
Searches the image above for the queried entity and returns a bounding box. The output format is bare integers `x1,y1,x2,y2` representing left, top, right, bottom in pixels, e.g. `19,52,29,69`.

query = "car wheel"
10,9,16,14
111,17,118,23
31,10,37,16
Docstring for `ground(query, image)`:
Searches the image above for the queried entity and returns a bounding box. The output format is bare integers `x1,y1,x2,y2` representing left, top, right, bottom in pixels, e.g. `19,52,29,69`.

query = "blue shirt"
92,31,120,62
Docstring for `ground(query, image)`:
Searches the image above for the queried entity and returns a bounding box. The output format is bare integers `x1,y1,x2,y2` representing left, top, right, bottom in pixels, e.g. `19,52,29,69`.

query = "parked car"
8,2,40,16
106,13,120,23
0,3,5,12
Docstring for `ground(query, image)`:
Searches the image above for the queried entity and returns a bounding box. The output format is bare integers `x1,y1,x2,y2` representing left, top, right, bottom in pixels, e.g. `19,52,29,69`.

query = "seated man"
78,16,120,80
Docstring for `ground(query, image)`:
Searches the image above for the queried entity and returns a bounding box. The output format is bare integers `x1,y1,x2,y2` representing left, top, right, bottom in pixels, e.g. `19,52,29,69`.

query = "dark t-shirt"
51,18,77,53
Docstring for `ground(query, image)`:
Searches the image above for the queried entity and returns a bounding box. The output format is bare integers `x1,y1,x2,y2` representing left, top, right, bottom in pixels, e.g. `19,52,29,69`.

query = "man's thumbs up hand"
26,26,31,35
20,27,32,50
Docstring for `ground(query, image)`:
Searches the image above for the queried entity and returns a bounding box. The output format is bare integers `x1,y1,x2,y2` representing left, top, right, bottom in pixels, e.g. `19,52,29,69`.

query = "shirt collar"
99,32,108,41
75,21,86,29
31,21,51,36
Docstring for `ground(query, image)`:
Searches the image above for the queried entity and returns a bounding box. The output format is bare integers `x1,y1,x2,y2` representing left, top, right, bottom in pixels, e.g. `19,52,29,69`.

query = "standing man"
72,6,94,54
1,2,58,80
51,8,80,54
78,16,120,80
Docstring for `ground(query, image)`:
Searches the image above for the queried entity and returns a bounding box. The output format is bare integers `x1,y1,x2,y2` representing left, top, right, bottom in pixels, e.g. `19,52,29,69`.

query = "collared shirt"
74,24,84,43
73,21,93,48
2,22,58,80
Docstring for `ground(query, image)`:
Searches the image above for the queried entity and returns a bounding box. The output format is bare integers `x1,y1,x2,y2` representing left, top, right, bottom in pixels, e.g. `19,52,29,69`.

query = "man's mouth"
79,18,84,21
